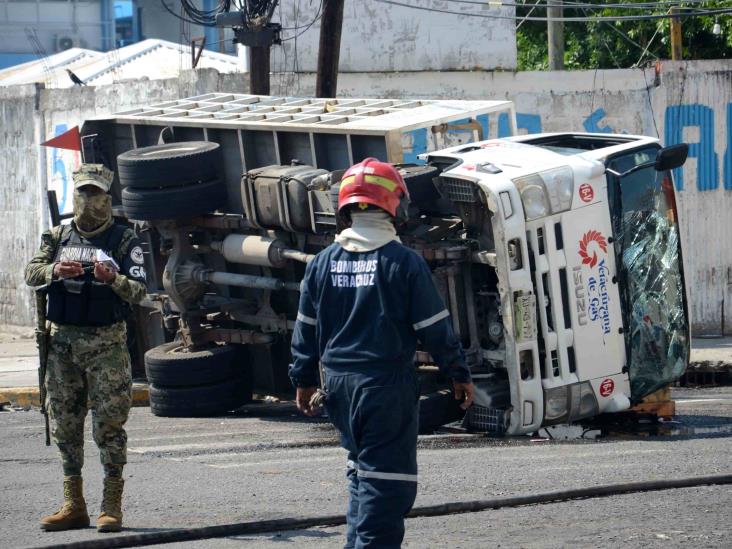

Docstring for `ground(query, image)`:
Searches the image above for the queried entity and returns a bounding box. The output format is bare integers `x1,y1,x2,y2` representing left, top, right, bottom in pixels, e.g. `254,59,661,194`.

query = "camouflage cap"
72,164,114,192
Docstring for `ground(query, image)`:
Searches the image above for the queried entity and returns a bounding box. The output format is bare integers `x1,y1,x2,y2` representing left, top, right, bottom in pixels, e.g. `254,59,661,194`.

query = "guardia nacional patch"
130,246,144,264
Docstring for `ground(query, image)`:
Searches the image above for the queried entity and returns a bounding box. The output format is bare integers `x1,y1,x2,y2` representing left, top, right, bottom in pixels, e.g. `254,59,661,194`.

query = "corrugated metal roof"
0,39,244,88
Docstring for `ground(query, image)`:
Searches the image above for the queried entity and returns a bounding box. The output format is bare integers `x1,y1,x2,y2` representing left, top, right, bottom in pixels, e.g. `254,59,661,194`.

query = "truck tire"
144,342,241,387
418,388,464,434
117,142,220,189
149,377,253,417
122,179,226,220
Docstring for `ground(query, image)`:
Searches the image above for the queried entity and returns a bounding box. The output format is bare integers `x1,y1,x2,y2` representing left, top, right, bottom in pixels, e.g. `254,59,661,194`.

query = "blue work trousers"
324,367,419,549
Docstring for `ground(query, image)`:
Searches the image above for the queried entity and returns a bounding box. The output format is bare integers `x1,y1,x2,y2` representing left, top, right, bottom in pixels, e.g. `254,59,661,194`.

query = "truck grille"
439,177,478,203
526,221,576,384
464,405,506,434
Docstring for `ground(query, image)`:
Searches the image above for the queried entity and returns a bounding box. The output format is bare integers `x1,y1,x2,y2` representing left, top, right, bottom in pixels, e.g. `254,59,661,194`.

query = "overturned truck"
76,94,690,434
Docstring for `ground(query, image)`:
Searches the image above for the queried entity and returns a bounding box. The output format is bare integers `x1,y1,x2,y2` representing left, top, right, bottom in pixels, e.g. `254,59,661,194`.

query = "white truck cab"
424,133,689,434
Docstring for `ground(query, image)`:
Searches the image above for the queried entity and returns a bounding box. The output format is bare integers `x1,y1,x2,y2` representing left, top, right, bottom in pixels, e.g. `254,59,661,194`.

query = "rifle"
34,288,51,446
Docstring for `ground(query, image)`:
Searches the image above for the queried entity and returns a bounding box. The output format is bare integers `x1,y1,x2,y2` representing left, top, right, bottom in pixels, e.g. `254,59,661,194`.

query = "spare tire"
144,342,241,387
149,377,253,417
122,179,226,220
117,142,221,189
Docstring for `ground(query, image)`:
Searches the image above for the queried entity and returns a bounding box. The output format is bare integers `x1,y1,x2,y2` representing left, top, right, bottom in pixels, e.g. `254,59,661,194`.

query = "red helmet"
337,158,410,221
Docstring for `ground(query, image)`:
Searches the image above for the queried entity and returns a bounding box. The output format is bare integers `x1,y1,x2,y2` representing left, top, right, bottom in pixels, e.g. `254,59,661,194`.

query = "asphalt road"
1,387,730,549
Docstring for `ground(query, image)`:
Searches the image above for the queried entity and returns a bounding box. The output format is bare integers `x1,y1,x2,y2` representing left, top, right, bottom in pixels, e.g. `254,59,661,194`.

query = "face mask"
73,190,112,234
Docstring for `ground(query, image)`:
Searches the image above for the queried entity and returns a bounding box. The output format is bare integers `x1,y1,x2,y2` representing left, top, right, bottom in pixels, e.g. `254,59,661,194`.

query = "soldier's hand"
453,381,475,410
53,261,84,279
94,262,117,284
296,387,319,416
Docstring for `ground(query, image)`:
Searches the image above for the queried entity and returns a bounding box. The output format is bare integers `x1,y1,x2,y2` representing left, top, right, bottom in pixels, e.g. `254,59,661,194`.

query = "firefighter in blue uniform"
290,158,474,548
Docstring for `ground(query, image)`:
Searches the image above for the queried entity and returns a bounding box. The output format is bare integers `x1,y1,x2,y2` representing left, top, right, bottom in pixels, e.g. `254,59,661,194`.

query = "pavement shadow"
568,413,732,442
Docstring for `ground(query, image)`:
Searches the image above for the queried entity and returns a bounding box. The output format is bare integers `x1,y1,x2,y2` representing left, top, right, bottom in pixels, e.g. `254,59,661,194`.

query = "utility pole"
547,0,564,70
248,45,272,94
315,0,345,98
216,6,281,96
670,7,683,60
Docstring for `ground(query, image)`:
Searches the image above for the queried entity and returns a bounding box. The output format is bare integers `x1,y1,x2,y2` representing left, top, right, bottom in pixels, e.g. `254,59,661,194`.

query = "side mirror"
655,143,688,172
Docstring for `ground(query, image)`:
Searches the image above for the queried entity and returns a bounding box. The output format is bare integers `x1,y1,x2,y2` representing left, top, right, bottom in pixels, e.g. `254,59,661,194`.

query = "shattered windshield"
607,147,689,401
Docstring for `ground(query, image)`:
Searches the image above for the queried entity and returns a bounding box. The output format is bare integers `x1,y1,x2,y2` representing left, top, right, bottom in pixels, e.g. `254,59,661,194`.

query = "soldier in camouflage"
25,164,147,533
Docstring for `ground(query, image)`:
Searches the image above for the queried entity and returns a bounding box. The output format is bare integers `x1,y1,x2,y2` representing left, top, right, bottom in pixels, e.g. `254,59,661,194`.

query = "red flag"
41,125,81,151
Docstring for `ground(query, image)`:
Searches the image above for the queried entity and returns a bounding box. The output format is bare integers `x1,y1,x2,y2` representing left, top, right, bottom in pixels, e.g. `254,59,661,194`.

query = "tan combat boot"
40,475,90,531
96,477,124,532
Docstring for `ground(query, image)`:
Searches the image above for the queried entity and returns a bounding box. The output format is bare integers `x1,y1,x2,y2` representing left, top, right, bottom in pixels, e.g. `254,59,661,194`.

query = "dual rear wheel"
144,342,252,417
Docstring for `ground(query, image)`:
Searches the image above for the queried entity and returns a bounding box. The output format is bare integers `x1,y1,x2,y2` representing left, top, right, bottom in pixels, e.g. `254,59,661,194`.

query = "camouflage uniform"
24,168,147,478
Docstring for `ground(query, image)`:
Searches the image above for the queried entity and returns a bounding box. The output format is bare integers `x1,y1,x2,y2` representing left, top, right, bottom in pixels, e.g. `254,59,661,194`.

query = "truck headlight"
514,167,574,221
544,385,569,422
543,167,574,213
569,381,600,421
521,184,550,220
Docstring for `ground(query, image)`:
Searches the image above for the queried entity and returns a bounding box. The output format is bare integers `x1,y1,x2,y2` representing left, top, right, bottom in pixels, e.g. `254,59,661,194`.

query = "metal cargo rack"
82,94,517,215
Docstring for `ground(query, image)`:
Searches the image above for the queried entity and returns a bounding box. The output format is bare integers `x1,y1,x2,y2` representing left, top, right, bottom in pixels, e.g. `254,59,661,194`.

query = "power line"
281,0,323,29
516,0,541,29
450,0,730,10
160,1,280,28
374,0,732,22
633,13,668,67
280,0,323,40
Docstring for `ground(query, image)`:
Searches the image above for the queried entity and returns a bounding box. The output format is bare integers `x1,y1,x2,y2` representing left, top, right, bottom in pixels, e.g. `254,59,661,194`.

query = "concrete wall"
1,60,730,335
0,84,44,328
276,1,517,72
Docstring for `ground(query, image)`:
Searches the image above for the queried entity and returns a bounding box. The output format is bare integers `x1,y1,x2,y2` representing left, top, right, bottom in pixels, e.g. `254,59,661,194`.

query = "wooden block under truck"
74,94,690,434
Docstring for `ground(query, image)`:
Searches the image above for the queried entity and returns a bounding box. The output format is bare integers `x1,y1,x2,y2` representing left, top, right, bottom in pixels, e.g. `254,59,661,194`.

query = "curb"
0,383,150,408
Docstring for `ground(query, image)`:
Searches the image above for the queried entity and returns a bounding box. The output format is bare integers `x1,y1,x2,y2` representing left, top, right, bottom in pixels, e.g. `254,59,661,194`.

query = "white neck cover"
334,211,401,252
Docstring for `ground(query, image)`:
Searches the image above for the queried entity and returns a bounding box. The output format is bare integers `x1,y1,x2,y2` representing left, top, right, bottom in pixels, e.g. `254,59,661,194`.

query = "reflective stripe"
412,309,450,331
296,312,317,326
340,174,398,192
357,470,418,483
347,460,417,482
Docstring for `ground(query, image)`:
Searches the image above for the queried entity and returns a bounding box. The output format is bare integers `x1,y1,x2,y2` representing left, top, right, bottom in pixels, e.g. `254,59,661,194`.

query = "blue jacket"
289,241,470,387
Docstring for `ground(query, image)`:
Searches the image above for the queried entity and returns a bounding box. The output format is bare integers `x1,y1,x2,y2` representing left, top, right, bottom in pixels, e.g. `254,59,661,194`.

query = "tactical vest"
47,224,129,327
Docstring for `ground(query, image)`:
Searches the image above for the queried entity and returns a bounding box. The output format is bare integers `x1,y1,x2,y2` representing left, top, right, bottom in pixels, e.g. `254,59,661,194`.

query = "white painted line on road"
173,445,347,463
123,422,305,435
206,455,343,469
130,430,300,442
420,446,665,460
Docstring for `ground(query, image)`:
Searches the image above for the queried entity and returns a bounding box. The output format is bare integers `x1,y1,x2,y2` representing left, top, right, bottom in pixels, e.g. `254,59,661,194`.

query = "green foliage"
516,0,732,70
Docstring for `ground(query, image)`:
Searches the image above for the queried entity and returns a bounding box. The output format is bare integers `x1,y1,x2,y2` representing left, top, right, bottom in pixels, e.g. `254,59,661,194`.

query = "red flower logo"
578,230,607,268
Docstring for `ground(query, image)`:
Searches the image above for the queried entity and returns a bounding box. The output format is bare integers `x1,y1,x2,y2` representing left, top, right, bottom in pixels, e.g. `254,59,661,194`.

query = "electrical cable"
161,0,280,28
280,0,323,40
281,0,324,29
632,12,668,67
374,0,732,22
160,0,211,27
642,67,661,138
452,0,732,10
35,474,732,549
516,0,542,29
